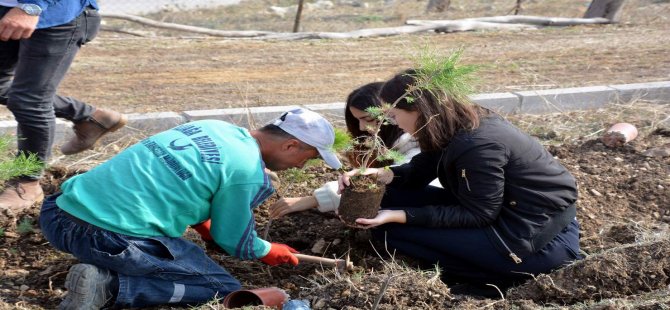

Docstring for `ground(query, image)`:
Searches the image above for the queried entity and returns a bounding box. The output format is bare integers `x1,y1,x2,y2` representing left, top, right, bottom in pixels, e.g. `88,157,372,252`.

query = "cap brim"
318,148,342,170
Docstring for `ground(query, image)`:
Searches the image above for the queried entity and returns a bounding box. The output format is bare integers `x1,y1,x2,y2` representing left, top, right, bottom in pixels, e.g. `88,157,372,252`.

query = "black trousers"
373,186,582,287
0,6,100,176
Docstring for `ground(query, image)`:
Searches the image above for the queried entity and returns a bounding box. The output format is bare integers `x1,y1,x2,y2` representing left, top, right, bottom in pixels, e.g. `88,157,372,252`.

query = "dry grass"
0,0,664,120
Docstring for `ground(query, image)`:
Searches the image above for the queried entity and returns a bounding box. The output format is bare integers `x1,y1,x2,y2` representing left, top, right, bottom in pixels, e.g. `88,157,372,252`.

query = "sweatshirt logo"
168,139,194,151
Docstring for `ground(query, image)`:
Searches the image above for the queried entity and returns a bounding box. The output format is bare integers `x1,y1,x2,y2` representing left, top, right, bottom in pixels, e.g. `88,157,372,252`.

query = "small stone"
3,231,19,238
53,288,65,297
314,298,327,309
658,185,665,190
613,157,624,162
5,269,29,277
653,212,660,219
311,238,327,254
332,238,341,245
589,189,602,197
19,285,29,292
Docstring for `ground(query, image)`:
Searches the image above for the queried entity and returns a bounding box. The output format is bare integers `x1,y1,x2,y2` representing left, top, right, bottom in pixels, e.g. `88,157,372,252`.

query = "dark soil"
1,109,669,309
338,174,386,227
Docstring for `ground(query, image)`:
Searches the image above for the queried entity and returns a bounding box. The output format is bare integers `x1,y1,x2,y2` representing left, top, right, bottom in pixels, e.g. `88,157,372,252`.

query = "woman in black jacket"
339,69,582,293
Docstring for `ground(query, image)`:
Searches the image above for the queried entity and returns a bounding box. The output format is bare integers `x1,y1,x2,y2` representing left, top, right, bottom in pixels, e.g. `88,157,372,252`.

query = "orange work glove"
260,243,299,266
192,219,213,241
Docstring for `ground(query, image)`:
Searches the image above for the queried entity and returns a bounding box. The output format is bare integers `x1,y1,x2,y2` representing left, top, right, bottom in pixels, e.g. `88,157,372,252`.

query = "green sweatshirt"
56,120,274,259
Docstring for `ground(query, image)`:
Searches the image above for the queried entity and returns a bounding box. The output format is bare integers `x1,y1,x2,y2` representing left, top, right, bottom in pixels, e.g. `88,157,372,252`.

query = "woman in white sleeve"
269,82,421,218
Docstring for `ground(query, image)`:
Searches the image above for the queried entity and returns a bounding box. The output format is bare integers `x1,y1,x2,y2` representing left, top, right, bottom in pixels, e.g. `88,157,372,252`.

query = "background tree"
584,0,626,22
426,0,450,13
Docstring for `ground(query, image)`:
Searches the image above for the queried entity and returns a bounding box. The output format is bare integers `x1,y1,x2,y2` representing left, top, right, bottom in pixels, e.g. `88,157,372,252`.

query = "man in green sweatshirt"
39,108,341,309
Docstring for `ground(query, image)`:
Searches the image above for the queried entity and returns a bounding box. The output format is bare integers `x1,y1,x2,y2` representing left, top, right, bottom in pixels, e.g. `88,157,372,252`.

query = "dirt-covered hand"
338,168,381,194
260,243,299,266
355,210,407,228
338,168,394,193
269,196,317,218
0,8,39,41
192,219,213,241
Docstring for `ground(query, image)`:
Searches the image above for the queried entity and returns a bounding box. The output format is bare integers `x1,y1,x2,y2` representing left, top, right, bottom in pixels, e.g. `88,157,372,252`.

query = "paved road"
98,0,240,15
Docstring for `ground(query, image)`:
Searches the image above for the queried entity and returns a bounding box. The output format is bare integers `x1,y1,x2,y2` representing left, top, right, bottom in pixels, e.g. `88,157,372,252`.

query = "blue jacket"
19,0,98,29
389,114,578,262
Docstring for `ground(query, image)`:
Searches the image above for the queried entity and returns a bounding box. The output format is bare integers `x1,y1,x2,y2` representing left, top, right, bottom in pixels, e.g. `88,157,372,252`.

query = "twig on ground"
48,271,68,292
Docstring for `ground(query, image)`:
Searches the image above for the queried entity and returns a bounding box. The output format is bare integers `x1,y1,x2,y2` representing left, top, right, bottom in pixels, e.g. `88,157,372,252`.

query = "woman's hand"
338,167,378,193
338,167,394,193
269,196,317,219
354,210,407,229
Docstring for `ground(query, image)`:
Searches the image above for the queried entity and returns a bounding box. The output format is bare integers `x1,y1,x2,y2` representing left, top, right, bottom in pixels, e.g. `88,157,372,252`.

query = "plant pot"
223,287,288,309
601,123,638,147
338,174,386,227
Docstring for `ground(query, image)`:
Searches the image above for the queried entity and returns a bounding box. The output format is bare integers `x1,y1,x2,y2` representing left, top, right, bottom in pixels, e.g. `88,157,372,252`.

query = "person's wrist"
393,210,406,223
305,196,318,209
16,4,42,16
378,167,394,184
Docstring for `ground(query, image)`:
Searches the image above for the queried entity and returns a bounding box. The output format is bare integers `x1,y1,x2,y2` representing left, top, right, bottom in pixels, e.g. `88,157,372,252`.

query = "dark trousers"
40,194,241,308
0,6,100,175
374,186,582,288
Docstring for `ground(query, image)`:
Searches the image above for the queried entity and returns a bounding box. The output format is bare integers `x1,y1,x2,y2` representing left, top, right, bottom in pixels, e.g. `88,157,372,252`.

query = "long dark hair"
344,82,405,167
379,69,488,151
345,82,405,149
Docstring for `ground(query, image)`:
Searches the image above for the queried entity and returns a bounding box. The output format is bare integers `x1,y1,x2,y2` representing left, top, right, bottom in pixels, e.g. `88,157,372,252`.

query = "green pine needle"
377,149,405,164
332,127,354,152
0,135,43,187
409,47,479,101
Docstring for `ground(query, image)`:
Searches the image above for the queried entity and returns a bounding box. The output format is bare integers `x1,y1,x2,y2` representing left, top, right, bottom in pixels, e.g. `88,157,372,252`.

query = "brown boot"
0,179,44,214
60,108,128,155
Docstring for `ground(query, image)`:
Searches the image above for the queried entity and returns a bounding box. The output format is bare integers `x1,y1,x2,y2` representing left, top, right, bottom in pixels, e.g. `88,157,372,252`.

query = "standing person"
339,69,582,295
39,108,342,309
0,0,127,212
270,82,421,218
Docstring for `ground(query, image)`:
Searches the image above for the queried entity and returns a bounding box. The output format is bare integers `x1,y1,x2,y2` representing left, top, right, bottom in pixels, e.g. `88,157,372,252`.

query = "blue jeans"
0,6,98,173
39,194,241,308
374,186,582,288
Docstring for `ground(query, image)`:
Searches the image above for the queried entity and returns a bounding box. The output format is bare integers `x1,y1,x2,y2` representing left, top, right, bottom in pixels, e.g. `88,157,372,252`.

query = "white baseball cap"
272,108,342,169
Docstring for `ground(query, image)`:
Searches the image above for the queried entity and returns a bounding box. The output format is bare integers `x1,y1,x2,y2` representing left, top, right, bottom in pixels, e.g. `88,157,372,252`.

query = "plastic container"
222,287,288,309
283,299,311,310
601,122,638,147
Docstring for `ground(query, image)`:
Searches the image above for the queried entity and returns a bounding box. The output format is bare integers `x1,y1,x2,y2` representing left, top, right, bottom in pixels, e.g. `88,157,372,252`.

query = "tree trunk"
293,0,305,33
513,0,523,15
584,0,626,22
426,0,450,13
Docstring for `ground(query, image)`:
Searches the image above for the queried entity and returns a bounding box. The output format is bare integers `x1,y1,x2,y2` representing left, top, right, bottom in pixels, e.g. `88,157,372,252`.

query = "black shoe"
59,264,118,310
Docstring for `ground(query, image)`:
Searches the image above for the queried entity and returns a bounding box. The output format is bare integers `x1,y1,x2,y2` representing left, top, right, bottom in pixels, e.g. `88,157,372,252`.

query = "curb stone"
0,81,668,146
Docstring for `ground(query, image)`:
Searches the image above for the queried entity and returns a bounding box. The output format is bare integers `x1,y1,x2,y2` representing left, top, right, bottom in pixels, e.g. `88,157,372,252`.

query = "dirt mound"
508,239,670,304
296,262,452,310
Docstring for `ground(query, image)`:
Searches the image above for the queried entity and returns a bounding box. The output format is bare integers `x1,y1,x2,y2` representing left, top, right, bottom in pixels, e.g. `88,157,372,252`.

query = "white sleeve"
313,181,341,213
392,133,422,165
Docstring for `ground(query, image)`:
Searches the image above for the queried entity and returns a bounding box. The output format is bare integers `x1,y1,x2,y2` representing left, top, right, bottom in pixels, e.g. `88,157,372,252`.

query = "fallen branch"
405,19,538,33
407,15,611,27
101,13,613,40
256,24,442,40
101,13,274,38
101,25,147,37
